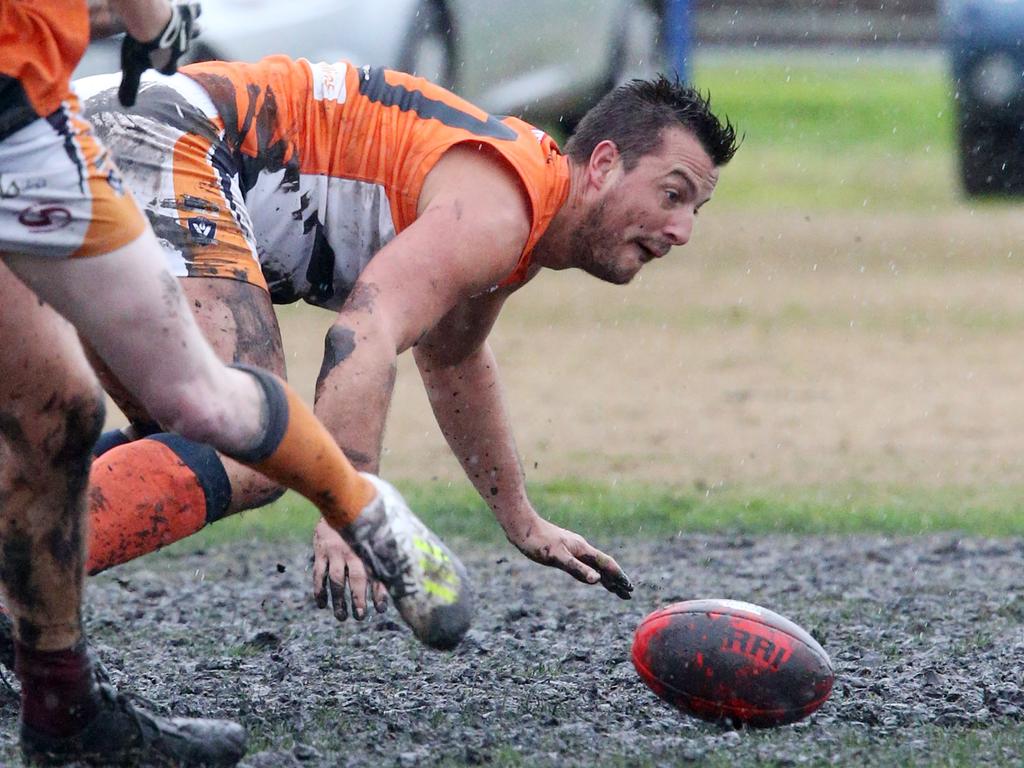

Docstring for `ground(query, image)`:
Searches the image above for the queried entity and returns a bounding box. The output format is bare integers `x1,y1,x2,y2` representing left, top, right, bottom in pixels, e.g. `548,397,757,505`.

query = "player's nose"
664,208,694,247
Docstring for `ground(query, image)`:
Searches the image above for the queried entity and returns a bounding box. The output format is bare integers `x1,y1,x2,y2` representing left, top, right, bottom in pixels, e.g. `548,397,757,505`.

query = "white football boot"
342,473,473,650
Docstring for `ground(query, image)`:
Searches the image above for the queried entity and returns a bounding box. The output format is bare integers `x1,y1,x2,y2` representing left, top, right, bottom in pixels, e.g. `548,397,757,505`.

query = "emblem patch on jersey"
311,61,348,104
187,216,217,244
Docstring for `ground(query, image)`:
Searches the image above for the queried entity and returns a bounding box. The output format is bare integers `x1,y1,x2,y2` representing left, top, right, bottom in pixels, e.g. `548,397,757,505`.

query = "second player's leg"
180,276,291,511
86,274,292,511
4,233,267,455
0,260,102,653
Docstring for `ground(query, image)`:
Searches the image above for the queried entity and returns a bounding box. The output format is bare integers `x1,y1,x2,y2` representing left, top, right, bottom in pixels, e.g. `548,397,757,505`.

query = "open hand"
312,518,389,620
509,517,633,599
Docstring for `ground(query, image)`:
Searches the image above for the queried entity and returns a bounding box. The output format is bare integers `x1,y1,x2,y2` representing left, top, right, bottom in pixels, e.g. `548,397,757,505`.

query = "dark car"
945,0,1024,195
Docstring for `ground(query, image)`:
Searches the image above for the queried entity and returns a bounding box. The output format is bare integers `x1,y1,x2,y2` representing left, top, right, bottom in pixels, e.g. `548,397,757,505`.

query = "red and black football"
631,599,834,727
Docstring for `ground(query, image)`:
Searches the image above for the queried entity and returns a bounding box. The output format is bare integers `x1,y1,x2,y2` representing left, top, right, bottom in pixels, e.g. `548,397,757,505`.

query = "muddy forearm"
415,341,537,538
314,310,398,475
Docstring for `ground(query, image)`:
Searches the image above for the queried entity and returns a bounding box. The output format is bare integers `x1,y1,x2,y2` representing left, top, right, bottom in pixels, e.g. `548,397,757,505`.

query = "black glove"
118,0,202,107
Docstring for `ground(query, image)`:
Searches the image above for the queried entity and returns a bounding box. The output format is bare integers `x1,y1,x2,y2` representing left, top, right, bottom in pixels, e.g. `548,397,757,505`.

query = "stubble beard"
568,200,635,285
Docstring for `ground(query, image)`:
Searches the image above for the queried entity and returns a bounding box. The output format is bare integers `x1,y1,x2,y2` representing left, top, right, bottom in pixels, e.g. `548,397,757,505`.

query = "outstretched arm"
312,144,531,466
309,143,535,615
413,297,634,599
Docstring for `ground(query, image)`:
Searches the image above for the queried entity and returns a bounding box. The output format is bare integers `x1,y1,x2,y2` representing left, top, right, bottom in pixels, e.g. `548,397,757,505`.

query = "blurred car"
75,0,664,129
943,0,1024,195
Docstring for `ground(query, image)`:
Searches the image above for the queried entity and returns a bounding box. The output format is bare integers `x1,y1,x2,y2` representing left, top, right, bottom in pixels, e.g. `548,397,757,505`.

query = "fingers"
330,570,388,619
598,567,634,599
314,520,390,619
328,572,348,621
117,62,143,107
346,565,371,621
600,569,634,599
371,581,389,614
576,545,635,600
558,553,602,586
312,547,329,609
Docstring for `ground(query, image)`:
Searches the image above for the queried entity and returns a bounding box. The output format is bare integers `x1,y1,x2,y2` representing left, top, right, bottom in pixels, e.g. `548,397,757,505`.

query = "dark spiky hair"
565,74,739,170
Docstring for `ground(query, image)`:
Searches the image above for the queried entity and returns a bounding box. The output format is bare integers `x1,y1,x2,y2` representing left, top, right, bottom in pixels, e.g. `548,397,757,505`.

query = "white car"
76,0,665,127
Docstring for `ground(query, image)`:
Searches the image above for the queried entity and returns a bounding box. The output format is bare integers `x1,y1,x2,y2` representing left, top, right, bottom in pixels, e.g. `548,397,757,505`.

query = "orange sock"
228,366,375,530
87,435,232,574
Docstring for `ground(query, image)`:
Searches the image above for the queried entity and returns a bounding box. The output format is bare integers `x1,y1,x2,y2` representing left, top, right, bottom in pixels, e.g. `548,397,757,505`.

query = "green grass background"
693,52,960,210
181,479,1024,552
172,52,1023,551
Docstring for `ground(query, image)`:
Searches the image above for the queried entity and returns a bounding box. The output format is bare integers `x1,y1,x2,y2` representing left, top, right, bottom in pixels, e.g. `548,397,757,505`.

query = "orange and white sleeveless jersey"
187,56,572,306
78,56,570,308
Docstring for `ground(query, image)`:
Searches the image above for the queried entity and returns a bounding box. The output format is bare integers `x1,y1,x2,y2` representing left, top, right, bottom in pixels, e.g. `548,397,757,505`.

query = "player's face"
573,127,718,285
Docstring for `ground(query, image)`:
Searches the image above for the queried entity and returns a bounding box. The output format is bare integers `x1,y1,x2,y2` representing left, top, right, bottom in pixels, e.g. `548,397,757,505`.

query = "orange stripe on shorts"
170,129,265,286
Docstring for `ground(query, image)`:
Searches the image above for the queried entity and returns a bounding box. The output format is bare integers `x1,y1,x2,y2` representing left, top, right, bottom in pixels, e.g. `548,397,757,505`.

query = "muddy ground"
1,533,1022,766
5,208,1024,765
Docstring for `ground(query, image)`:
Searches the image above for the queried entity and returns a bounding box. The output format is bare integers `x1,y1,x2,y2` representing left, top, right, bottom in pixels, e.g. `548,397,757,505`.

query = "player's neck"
531,161,590,271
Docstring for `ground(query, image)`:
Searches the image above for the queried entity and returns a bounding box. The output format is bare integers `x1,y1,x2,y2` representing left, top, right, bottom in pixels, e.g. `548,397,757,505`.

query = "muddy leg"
180,276,289,512
82,277,289,573
0,261,102,652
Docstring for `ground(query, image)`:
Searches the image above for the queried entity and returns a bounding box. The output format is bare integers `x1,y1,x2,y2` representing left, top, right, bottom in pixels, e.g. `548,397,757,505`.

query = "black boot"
21,678,247,767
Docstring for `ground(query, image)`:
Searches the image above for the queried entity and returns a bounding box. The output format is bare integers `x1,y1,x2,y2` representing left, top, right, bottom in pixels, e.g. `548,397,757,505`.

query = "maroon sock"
15,640,99,737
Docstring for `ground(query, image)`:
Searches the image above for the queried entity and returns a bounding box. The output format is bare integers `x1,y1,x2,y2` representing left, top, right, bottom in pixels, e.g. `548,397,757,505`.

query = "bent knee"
0,376,105,483
53,387,107,469
147,383,230,446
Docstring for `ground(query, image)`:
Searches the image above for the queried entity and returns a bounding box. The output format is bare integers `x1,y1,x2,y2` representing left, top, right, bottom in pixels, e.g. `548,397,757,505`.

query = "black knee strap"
227,364,289,464
147,434,233,523
92,429,131,458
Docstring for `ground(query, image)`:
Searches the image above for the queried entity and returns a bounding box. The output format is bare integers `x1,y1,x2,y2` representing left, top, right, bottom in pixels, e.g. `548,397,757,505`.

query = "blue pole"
664,0,692,84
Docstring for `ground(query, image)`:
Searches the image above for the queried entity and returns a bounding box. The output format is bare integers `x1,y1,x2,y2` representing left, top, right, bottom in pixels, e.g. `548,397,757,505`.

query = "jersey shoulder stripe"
356,66,516,141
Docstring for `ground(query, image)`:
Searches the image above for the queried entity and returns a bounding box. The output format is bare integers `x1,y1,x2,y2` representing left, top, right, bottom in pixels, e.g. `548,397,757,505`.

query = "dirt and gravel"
1,531,1021,767
3,208,1023,765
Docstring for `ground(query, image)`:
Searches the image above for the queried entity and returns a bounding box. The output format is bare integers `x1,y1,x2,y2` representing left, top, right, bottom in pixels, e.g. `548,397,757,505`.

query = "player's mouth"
636,240,668,263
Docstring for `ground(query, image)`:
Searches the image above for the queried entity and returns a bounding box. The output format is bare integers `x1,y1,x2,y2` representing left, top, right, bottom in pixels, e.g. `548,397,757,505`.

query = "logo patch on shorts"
18,203,72,232
187,216,217,244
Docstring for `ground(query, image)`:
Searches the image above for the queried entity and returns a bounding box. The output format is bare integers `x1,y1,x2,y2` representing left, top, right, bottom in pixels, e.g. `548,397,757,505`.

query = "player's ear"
587,140,621,191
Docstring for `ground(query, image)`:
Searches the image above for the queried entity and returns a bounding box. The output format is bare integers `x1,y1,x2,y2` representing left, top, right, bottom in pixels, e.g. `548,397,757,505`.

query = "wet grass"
709,724,1024,768
688,52,963,210
695,54,953,153
177,480,1024,554
9,532,1021,767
